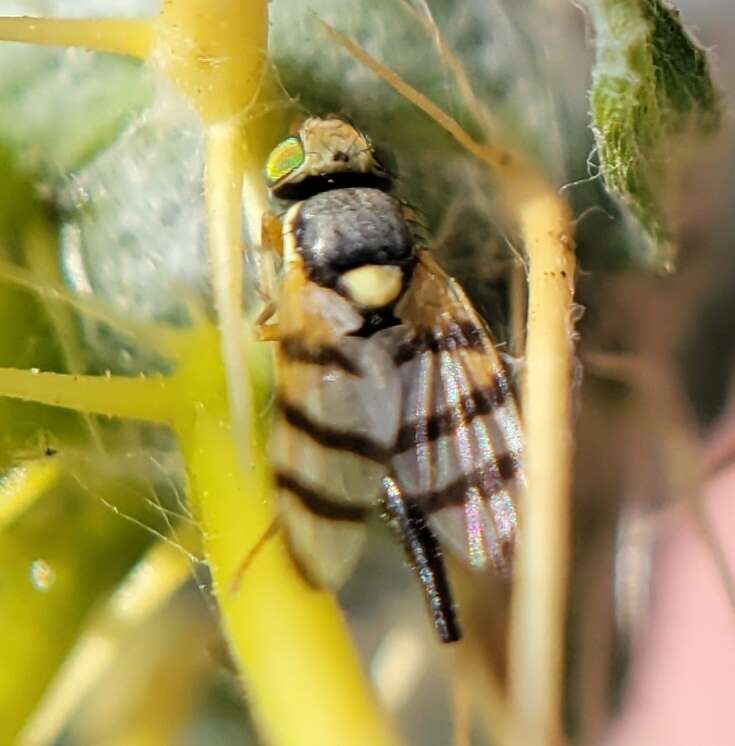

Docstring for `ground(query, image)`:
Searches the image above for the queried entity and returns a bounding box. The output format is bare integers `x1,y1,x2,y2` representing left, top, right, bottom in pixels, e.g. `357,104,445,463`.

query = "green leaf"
584,0,722,271
0,45,152,177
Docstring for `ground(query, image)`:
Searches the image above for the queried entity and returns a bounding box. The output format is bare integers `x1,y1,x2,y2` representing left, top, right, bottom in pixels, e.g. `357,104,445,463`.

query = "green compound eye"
265,136,305,186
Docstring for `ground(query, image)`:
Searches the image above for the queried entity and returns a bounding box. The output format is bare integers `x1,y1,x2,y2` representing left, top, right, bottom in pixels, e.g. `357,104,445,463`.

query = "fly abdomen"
270,330,402,590
271,331,401,529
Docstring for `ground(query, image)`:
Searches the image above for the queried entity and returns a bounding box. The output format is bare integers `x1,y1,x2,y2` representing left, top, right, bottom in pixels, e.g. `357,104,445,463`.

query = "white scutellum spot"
340,265,403,309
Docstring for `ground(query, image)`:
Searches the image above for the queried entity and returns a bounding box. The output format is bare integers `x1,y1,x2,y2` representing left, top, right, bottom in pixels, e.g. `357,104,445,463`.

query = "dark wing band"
378,251,524,574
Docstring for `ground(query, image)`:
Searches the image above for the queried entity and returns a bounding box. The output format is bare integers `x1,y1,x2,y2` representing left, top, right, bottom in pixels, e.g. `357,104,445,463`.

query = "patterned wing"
378,251,524,573
271,266,400,589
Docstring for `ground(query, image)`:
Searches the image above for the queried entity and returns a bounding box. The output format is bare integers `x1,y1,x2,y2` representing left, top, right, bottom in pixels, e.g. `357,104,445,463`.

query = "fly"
259,115,524,643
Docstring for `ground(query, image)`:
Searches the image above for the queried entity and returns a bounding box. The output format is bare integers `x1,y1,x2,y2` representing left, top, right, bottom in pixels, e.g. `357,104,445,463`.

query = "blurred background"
0,1,734,744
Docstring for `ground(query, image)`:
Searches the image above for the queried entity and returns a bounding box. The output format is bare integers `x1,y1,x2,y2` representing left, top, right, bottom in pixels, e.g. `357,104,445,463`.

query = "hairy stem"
0,16,153,58
203,120,251,464
0,368,175,423
510,184,575,746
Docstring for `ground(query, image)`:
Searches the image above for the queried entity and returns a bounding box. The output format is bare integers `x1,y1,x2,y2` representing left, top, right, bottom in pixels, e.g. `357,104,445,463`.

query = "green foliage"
0,45,162,741
584,0,722,271
0,44,151,177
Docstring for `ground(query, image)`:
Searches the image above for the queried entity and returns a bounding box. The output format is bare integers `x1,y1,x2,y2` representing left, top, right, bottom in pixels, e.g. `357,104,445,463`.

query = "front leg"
261,210,284,257
254,301,282,342
253,210,286,339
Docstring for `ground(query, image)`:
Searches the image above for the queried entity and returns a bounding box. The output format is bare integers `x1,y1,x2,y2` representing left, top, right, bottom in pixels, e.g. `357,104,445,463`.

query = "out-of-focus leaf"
0,468,166,744
583,0,722,271
0,25,152,177
0,146,85,455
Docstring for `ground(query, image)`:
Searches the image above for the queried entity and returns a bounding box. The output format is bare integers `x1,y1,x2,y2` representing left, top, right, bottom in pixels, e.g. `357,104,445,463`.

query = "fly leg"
382,476,461,643
255,302,280,341
228,515,282,595
255,210,284,341
261,210,283,258
256,209,283,301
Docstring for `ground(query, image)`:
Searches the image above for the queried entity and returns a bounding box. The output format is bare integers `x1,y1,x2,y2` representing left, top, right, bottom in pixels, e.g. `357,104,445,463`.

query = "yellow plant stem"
153,0,268,125
203,120,251,464
154,0,270,468
0,368,175,424
510,185,575,746
0,16,153,59
322,23,577,746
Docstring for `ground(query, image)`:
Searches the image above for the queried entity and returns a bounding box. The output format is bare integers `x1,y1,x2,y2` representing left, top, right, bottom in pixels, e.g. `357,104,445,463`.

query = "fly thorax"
284,187,416,313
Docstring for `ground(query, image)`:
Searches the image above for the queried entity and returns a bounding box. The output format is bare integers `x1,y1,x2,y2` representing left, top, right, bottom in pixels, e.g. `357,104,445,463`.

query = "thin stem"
23,221,105,453
318,20,513,172
0,368,175,424
509,260,527,359
396,0,497,138
203,120,251,465
510,187,575,746
0,257,185,360
0,17,153,59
